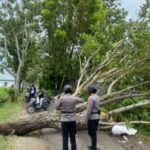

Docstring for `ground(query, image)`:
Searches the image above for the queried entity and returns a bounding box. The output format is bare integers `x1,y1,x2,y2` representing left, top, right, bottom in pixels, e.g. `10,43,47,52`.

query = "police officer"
85,85,100,150
56,84,84,150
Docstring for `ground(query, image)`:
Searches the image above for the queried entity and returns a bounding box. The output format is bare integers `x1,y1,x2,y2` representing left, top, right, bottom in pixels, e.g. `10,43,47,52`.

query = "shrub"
0,88,9,104
7,88,16,102
43,89,52,101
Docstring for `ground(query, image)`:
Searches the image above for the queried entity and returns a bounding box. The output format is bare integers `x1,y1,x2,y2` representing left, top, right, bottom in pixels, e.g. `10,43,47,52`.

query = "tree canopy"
0,0,149,94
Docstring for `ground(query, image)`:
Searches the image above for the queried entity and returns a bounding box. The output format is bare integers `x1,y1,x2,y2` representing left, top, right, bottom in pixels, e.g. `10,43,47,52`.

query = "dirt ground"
12,101,150,150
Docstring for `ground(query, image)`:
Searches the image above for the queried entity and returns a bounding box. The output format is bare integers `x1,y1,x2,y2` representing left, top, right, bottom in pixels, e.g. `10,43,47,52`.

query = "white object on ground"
138,141,143,144
112,124,137,136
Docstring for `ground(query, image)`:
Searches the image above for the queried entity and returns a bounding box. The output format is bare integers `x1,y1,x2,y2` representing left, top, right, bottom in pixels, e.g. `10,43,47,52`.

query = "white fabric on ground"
112,124,137,135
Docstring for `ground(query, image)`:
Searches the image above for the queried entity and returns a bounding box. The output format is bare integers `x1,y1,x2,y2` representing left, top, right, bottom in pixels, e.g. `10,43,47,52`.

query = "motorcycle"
27,97,49,114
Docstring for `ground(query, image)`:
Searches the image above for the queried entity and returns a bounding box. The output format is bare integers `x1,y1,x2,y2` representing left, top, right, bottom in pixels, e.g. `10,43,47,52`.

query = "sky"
120,0,146,20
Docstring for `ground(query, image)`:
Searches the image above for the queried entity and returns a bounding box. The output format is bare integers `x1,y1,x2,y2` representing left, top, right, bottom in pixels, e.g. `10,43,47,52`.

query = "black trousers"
61,121,77,150
88,119,99,150
30,93,35,98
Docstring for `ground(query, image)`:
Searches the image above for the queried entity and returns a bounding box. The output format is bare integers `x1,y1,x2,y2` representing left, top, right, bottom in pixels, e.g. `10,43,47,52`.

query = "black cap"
87,84,97,94
63,84,72,94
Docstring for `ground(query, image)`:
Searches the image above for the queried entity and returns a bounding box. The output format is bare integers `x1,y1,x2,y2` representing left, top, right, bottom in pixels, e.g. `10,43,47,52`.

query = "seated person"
36,87,44,106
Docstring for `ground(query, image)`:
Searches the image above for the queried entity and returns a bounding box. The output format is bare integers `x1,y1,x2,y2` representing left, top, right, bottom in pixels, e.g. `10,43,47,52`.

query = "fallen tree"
0,55,149,136
0,99,149,135
0,111,60,135
99,121,150,126
0,53,150,136
0,27,150,135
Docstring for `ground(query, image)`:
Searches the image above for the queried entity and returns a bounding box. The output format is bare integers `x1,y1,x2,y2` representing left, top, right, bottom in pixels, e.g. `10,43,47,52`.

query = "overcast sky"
120,0,146,20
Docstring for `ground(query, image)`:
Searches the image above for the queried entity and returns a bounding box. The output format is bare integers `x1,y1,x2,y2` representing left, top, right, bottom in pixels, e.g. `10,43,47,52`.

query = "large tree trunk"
0,111,150,136
15,64,22,92
0,111,87,135
0,99,149,135
0,112,60,135
13,28,30,92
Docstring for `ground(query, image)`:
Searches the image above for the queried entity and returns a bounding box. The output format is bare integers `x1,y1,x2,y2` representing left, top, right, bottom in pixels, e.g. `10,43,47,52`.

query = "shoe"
87,145,92,149
87,145,98,150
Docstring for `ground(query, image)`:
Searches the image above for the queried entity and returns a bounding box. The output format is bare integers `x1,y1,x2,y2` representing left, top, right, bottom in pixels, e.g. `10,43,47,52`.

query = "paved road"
13,129,150,150
13,101,150,150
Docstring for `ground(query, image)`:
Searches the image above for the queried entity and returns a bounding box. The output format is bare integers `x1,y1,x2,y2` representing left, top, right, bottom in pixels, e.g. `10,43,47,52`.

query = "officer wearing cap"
85,85,100,150
56,84,84,150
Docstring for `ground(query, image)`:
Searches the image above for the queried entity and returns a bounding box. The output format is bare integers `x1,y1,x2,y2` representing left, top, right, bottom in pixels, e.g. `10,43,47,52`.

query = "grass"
0,135,16,150
0,87,22,150
136,126,150,139
0,102,21,150
0,102,21,123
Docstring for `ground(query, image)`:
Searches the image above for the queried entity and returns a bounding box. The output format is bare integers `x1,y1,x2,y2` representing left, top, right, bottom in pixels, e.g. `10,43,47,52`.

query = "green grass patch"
0,88,23,150
0,135,16,150
136,126,150,138
0,102,21,123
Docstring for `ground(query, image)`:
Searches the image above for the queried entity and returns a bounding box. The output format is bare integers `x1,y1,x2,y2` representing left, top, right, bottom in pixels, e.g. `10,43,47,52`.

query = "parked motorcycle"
27,97,49,114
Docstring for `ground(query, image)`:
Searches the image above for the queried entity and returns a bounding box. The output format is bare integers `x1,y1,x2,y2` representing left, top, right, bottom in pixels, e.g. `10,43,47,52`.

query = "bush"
7,88,16,102
0,88,9,104
44,89,52,100
0,95,8,103
17,90,26,102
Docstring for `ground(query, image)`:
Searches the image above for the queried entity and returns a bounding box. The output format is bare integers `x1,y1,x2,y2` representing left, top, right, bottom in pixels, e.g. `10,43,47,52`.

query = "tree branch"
99,121,150,126
100,92,150,106
12,29,21,63
102,80,150,101
107,75,124,94
107,100,150,116
74,47,102,95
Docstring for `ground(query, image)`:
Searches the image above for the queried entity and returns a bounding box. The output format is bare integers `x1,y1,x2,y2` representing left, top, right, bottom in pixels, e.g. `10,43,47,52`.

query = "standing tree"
39,0,105,91
0,0,40,91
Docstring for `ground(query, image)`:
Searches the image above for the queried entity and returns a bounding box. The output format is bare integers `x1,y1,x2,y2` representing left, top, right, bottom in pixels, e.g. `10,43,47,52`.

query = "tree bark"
107,100,150,115
15,63,22,92
100,92,150,106
99,121,150,126
0,111,60,135
13,28,30,92
0,111,87,135
0,99,149,135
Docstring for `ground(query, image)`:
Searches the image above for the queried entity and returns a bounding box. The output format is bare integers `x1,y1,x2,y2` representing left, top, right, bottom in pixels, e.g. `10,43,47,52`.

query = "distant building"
0,69,15,87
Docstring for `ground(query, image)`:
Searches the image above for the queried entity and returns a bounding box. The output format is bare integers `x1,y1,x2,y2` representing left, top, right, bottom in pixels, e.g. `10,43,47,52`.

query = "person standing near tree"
29,84,36,98
85,85,100,150
56,84,84,150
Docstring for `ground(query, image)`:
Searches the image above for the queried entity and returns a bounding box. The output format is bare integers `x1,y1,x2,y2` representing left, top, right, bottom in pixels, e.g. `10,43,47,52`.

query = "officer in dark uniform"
56,85,84,150
85,85,100,150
